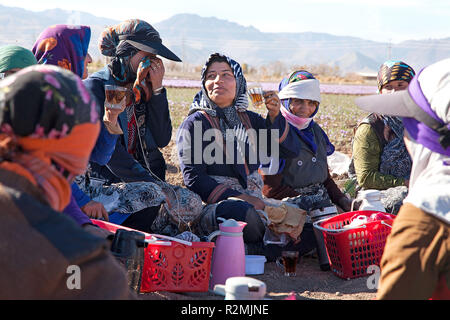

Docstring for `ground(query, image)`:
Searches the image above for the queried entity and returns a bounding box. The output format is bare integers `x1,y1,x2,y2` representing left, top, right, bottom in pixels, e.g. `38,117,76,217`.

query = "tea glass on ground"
247,84,265,107
276,251,299,277
104,84,128,110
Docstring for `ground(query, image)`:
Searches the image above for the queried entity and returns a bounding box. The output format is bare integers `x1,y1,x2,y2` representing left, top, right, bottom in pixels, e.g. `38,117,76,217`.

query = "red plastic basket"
92,220,214,293
313,210,395,280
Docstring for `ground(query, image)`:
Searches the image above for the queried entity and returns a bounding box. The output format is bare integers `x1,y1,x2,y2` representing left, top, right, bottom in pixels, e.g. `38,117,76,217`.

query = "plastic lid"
220,219,241,227
245,255,267,263
225,277,267,295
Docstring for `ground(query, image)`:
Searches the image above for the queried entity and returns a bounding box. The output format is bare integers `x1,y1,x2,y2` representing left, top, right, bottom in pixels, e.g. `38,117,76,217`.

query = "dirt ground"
143,137,376,300
140,255,377,300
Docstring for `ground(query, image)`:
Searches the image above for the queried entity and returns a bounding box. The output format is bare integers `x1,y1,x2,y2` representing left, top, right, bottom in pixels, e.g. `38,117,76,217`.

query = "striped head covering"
32,25,91,79
377,60,415,92
0,65,100,211
0,45,37,73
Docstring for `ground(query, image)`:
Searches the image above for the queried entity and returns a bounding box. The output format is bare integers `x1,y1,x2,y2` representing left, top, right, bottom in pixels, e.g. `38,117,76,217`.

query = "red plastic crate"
92,220,214,293
313,211,395,280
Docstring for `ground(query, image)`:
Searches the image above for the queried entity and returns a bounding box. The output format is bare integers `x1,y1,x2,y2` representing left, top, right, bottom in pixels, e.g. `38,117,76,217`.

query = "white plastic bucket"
245,255,267,275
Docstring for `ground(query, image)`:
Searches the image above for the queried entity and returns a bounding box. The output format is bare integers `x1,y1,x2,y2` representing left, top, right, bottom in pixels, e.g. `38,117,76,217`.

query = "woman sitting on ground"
260,71,353,267
0,65,133,299
349,60,415,213
262,70,352,213
177,53,304,250
32,24,124,226
81,19,201,235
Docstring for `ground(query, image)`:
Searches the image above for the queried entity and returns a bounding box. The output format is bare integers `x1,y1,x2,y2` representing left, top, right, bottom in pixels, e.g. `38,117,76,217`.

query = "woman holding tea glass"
260,70,353,268
177,53,302,247
261,70,351,211
32,24,124,229
81,19,202,235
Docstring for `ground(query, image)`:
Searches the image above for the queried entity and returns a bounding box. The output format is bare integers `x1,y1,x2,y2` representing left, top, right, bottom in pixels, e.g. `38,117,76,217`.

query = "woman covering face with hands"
82,19,203,235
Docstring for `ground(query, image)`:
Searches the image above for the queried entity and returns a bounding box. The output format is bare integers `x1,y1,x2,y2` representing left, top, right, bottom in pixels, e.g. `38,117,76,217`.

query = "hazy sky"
1,0,449,43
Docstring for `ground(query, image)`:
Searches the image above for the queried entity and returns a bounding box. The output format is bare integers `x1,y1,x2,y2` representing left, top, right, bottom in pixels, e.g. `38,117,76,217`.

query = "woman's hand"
104,98,126,124
81,200,109,221
235,193,266,211
263,91,281,123
148,57,165,92
338,196,353,212
103,86,129,128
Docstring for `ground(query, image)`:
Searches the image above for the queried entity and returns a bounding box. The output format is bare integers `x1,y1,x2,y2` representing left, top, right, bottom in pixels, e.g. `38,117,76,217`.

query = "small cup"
247,85,265,107
276,251,299,277
105,84,127,110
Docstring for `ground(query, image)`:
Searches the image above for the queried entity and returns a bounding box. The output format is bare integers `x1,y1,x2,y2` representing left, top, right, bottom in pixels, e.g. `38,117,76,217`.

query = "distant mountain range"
1,5,449,74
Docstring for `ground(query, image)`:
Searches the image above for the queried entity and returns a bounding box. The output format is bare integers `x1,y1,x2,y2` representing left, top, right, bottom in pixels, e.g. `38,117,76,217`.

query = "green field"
166,88,369,155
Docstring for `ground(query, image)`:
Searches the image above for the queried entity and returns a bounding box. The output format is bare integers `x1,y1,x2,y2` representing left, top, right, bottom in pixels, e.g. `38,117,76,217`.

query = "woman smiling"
177,53,301,247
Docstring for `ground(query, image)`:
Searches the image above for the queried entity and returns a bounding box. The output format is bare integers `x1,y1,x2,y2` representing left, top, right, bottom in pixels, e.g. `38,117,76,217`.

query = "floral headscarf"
0,65,100,211
32,25,91,79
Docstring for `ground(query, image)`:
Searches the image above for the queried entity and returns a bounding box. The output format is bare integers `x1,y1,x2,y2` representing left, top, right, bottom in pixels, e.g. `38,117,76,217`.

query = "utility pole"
387,38,392,60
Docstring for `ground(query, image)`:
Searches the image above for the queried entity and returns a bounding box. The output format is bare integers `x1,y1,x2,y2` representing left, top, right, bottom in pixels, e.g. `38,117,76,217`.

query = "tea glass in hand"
248,84,265,107
105,84,128,110
276,251,299,277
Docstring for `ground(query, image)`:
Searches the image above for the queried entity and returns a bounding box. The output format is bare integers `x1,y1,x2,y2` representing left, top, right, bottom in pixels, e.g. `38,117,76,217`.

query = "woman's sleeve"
323,169,347,204
62,195,93,226
71,182,91,208
145,88,172,148
177,116,241,204
352,124,406,189
252,111,302,159
89,123,119,165
261,171,299,200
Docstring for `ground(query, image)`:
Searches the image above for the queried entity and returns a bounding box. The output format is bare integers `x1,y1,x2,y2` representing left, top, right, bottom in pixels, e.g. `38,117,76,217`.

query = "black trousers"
121,205,160,233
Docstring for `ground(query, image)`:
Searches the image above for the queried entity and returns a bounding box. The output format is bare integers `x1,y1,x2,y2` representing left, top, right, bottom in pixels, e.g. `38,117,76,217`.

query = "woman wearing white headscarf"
355,58,450,300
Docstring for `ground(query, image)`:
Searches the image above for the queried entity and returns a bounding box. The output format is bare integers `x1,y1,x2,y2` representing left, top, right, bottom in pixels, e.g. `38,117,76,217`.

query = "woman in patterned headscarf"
33,25,92,80
32,24,125,225
0,65,132,299
177,53,302,246
349,60,415,214
85,19,180,182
